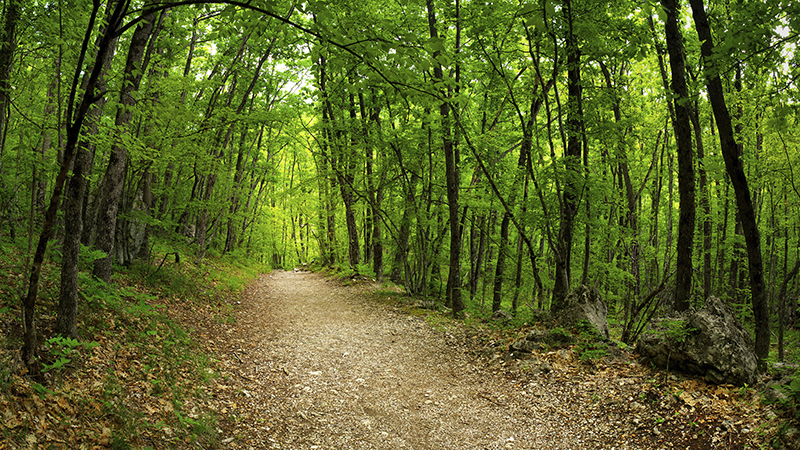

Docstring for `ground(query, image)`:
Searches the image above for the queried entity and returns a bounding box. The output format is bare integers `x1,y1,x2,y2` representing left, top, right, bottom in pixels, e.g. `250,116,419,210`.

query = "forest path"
205,271,752,450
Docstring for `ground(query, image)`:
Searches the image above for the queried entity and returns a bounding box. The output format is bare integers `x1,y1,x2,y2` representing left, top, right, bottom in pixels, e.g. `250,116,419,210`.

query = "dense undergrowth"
0,236,266,449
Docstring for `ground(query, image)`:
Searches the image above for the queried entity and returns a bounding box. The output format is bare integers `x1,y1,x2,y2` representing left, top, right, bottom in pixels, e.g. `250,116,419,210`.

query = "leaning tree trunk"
688,0,769,369
92,9,157,282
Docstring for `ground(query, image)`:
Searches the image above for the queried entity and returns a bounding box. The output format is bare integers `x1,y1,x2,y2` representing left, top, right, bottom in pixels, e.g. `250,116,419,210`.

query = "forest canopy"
2,0,800,369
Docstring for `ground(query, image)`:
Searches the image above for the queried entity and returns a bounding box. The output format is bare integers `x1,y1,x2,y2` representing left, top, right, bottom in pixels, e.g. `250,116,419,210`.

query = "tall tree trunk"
426,0,463,316
688,0,769,368
0,0,19,238
342,92,360,270
492,213,511,312
662,0,695,312
0,0,19,167
492,140,530,313
225,38,277,253
691,104,712,301
778,220,797,362
368,98,385,280
511,232,525,316
552,0,583,311
92,9,157,282
664,134,675,278
715,178,729,291
390,173,415,283
56,24,118,338
599,61,642,324
34,66,61,219
468,213,486,301
314,51,338,267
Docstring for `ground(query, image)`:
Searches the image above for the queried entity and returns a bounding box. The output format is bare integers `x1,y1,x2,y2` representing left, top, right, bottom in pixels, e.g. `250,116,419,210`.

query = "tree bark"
56,19,118,339
690,102,712,301
552,0,583,311
92,9,157,282
341,92,360,270
662,0,695,312
23,0,125,365
0,0,19,166
492,213,511,312
778,226,797,362
426,0,463,316
688,0,769,368
468,213,487,301
368,97,385,280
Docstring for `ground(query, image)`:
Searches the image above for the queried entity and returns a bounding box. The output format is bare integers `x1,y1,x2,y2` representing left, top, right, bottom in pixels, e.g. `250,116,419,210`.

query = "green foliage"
30,382,54,399
3,0,800,443
354,262,376,279
775,370,800,423
42,336,99,374
660,319,695,345
576,319,604,341
574,321,609,363
576,340,609,363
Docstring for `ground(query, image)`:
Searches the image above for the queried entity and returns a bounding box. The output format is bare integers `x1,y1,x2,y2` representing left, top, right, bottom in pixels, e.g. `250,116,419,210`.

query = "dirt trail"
206,271,757,450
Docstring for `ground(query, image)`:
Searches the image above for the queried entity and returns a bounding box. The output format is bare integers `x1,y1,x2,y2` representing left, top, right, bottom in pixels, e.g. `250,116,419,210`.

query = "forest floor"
1,267,793,449
193,270,783,450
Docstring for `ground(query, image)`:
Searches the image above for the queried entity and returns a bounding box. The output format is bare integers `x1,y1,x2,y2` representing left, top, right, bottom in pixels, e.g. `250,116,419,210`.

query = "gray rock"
554,285,610,339
491,309,513,321
636,296,758,386
518,357,552,374
510,328,576,353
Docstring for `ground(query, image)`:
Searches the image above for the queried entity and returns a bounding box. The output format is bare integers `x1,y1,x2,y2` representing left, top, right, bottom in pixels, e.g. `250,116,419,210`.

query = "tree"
427,0,464,316
8,0,799,373
0,0,19,163
56,5,119,339
92,7,159,282
551,0,585,311
662,0,695,312
22,0,126,366
687,0,769,368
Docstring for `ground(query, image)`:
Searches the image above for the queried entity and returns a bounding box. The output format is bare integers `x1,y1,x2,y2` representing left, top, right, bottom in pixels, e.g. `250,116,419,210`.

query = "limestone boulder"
553,285,610,339
636,296,758,386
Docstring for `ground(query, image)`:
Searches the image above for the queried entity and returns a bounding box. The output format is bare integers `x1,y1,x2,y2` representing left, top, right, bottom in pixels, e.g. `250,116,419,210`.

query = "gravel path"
205,270,760,450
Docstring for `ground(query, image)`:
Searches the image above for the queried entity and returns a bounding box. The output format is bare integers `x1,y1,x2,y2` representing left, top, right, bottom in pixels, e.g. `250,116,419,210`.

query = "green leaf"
656,5,667,22
545,0,556,18
425,37,446,54
317,8,334,24
42,357,71,373
518,4,537,16
529,16,546,33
